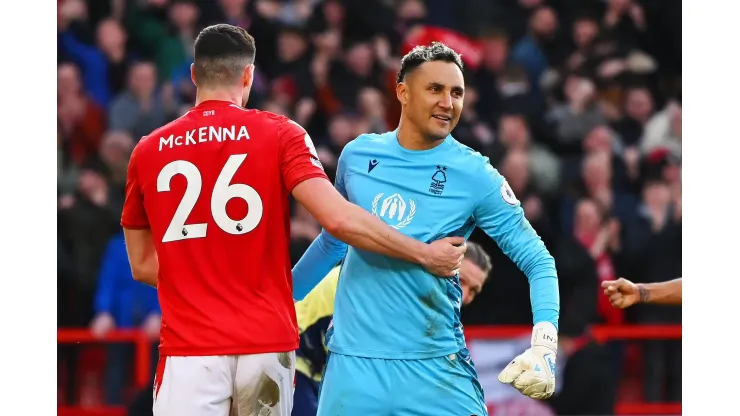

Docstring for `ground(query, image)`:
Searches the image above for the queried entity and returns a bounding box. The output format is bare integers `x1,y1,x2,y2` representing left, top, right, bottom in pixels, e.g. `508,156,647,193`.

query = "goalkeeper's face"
402,61,464,142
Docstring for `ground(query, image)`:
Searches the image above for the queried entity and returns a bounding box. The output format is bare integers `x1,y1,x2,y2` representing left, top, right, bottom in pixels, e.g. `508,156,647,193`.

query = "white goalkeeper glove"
498,322,558,400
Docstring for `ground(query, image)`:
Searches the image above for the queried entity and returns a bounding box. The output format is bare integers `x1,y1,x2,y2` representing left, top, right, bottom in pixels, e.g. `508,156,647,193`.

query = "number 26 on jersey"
157,153,263,243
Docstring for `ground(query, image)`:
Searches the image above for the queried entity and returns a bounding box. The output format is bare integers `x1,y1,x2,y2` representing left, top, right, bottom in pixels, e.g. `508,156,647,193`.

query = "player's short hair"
465,242,492,276
396,42,464,84
193,24,256,88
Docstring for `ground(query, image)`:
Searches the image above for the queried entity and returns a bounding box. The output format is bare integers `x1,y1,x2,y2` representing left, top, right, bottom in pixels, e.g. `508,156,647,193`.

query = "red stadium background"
58,325,681,416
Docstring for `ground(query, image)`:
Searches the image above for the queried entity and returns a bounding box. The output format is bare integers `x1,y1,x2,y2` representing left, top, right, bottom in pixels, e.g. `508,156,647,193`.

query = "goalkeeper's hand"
497,322,558,400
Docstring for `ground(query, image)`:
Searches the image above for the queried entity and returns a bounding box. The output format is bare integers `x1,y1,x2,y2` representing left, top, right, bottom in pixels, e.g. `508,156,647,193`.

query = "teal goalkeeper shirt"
293,130,559,360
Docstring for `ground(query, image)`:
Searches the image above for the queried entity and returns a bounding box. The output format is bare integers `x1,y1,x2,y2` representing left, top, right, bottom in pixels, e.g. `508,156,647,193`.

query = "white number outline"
156,154,263,243
289,120,320,161
304,134,319,159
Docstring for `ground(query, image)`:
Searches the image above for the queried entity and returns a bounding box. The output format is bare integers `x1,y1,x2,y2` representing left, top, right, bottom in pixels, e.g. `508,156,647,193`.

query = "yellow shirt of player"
295,267,340,381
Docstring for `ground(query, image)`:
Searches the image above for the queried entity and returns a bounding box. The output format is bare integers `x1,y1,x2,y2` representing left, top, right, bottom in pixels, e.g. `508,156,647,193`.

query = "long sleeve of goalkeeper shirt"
473,162,560,330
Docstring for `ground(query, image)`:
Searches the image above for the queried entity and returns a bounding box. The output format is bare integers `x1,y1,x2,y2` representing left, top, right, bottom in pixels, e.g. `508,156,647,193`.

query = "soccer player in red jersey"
120,24,466,416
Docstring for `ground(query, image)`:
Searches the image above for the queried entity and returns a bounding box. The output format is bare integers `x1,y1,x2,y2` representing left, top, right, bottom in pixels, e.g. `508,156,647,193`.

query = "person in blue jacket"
89,231,160,405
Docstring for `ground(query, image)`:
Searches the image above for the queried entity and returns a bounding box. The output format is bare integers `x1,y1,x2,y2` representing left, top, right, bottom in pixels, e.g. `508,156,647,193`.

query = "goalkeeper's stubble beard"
404,106,460,145
417,103,461,144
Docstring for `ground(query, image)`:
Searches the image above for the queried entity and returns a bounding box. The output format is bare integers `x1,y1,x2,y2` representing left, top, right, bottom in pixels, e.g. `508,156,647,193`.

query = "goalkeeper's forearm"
638,278,682,305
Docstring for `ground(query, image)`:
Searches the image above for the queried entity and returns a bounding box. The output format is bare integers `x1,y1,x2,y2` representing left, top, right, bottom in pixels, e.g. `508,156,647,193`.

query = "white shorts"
153,352,296,416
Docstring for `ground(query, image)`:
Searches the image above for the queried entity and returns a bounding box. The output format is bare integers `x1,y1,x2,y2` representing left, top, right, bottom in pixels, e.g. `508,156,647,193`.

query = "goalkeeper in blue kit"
292,42,560,416
292,243,493,416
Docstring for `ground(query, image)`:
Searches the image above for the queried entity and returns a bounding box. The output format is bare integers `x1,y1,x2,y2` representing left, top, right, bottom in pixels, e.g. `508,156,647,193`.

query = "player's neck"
396,118,445,151
195,88,242,107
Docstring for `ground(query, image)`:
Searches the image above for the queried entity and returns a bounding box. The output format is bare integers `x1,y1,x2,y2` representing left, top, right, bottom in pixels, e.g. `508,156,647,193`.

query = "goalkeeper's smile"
398,59,465,142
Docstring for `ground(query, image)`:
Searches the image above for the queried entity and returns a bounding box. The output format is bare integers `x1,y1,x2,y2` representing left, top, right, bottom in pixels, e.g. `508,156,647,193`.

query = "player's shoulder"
446,136,498,176
132,112,193,155
341,131,395,157
248,109,307,134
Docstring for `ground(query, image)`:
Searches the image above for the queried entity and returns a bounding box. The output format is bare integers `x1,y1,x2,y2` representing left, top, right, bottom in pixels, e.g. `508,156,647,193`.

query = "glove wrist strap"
531,322,558,351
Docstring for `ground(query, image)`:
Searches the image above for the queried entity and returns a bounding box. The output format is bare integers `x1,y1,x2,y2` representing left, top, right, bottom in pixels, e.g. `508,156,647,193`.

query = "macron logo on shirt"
368,159,379,173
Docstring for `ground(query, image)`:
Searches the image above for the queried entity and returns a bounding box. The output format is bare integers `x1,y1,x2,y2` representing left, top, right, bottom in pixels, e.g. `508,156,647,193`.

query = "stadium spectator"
511,6,564,101
546,73,606,154
90,232,160,405
499,149,555,248
109,61,178,140
123,0,197,81
622,177,682,402
58,63,108,166
488,113,561,197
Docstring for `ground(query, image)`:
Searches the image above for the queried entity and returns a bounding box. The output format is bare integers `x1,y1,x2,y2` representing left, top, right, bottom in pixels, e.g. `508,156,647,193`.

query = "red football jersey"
121,100,328,356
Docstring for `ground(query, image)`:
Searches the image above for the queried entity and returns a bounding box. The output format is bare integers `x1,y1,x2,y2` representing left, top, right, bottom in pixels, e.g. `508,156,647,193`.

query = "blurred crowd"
57,0,681,412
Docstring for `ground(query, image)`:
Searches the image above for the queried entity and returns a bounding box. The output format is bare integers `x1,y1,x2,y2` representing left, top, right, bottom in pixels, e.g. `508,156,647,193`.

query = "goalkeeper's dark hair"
396,42,464,84
465,241,492,276
193,24,256,88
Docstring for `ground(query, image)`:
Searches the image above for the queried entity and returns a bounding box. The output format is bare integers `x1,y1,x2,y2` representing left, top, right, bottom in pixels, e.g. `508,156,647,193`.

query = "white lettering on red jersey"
121,100,328,356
